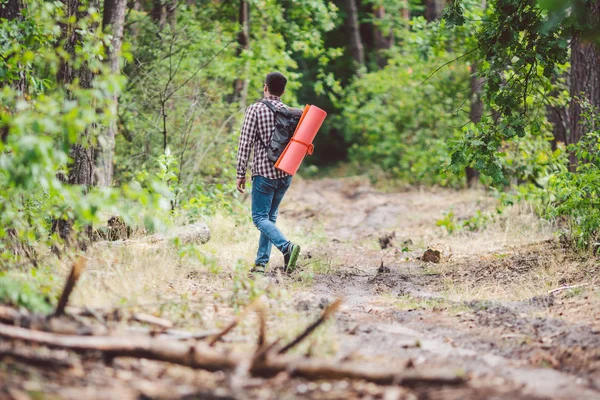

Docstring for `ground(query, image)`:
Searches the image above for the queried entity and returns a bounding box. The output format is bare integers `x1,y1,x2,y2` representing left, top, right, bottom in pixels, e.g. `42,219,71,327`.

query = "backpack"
259,100,303,163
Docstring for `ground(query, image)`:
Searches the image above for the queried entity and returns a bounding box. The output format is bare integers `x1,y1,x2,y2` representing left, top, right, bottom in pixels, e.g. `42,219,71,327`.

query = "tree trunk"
58,0,96,187
372,5,395,68
424,0,446,22
54,0,98,243
344,0,365,68
568,1,600,171
97,0,127,187
231,0,249,108
547,75,568,151
0,0,22,19
166,0,177,27
151,0,166,29
466,62,484,187
0,0,26,95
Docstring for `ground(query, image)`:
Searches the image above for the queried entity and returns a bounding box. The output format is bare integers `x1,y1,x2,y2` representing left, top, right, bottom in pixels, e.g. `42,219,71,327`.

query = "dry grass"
5,178,598,352
18,210,338,355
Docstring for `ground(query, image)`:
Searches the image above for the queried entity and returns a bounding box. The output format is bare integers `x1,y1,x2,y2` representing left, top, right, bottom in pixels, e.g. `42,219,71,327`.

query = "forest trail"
276,177,600,399
3,177,600,400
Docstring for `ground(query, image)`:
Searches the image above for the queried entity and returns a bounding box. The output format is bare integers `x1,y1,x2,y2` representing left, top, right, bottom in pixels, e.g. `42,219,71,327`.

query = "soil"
279,177,600,400
2,177,600,400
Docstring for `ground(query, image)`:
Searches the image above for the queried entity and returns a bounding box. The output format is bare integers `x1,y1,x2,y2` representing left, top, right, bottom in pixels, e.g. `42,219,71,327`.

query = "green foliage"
340,17,472,186
0,1,174,266
436,209,492,234
542,100,600,248
445,0,590,185
0,271,54,313
230,260,264,311
436,211,458,234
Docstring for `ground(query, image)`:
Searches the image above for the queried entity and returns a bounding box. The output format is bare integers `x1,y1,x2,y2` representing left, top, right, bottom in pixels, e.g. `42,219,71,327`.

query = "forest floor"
2,176,600,400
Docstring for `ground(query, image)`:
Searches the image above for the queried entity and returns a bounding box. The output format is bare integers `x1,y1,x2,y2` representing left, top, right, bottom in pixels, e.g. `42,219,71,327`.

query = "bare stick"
208,299,262,347
251,338,281,369
548,283,589,294
54,257,86,317
278,299,342,355
256,306,266,350
0,323,465,387
0,344,74,369
0,305,23,324
125,326,220,341
131,313,173,329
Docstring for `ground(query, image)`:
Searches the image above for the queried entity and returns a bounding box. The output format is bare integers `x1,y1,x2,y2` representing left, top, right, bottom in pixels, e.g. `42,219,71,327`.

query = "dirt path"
2,177,600,400
279,177,600,400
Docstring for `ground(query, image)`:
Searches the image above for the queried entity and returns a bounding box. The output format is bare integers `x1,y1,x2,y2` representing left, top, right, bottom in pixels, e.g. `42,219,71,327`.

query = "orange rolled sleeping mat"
275,105,327,175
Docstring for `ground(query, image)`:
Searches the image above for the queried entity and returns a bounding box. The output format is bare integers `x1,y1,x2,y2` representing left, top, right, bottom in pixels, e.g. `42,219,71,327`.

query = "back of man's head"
265,72,287,96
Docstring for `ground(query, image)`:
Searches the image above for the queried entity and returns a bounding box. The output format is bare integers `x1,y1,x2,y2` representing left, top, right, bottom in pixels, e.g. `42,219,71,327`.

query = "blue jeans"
252,175,293,265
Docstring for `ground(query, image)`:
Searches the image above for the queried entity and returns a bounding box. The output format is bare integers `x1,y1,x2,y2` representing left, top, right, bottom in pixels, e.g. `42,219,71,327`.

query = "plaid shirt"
236,95,291,180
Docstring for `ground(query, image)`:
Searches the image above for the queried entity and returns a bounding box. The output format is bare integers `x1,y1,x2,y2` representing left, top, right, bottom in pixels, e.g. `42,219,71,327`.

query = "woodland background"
1,0,600,266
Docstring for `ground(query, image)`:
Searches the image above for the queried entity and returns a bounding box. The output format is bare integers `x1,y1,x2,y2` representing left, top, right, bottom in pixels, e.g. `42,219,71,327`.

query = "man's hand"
236,177,247,194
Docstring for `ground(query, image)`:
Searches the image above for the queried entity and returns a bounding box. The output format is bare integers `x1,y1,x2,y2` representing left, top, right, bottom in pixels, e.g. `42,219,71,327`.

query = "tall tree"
466,63,484,186
151,0,166,29
97,0,127,187
0,0,26,95
547,75,568,151
0,0,21,19
53,0,98,242
372,3,396,68
568,0,600,170
231,0,250,108
57,0,97,188
344,0,365,68
424,0,447,22
1,0,26,145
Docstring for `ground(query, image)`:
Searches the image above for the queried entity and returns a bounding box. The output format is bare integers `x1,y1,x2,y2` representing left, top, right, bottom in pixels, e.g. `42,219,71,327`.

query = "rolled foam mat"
275,105,327,175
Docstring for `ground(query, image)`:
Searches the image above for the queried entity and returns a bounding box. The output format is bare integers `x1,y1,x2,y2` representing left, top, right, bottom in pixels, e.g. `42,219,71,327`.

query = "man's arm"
236,105,257,193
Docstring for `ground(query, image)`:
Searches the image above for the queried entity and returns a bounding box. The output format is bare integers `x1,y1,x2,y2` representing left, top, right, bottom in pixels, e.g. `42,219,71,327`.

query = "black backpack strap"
261,99,278,113
255,100,273,151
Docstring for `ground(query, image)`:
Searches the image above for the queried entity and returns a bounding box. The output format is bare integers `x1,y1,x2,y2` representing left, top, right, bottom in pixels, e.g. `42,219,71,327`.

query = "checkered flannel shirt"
236,95,291,180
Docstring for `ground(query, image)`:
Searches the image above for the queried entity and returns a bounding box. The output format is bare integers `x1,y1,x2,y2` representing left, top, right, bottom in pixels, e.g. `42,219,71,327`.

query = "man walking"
236,72,301,274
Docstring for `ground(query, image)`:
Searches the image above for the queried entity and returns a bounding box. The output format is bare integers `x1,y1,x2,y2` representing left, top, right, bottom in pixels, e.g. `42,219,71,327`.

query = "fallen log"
0,304,219,340
0,305,23,324
95,222,211,248
0,323,466,387
124,326,221,341
0,343,74,369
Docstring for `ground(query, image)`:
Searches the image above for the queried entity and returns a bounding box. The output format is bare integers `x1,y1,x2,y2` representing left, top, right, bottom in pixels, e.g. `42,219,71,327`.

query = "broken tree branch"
208,299,262,347
548,283,589,294
95,222,211,248
278,299,342,355
0,343,75,369
55,257,87,317
256,306,266,350
0,322,466,387
0,305,24,324
131,313,173,329
124,326,220,341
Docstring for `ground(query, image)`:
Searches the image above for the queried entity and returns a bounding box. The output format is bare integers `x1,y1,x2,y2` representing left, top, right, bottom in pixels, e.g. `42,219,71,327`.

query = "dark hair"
265,72,287,96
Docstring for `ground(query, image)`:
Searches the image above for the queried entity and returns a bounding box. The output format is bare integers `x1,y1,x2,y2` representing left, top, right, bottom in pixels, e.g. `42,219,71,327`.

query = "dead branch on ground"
0,322,466,387
208,299,262,346
55,257,87,317
278,299,342,355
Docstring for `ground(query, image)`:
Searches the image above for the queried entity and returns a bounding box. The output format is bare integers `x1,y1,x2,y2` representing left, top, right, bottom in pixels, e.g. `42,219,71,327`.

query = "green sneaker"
284,243,301,274
251,264,266,275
